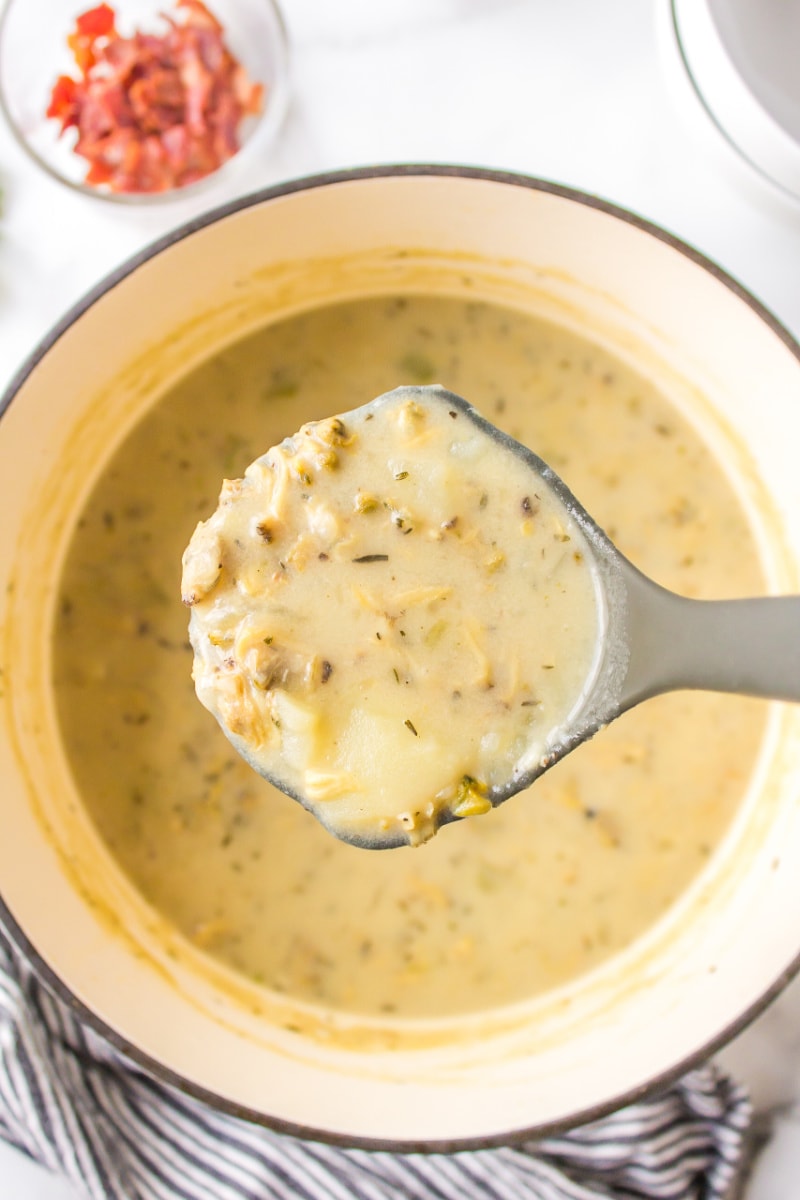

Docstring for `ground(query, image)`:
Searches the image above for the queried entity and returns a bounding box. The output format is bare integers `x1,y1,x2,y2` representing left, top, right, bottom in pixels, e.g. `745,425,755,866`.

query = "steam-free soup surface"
54,296,765,1019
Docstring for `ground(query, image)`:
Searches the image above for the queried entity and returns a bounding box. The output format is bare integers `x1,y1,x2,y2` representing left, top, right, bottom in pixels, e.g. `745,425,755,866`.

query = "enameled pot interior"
2,170,800,1146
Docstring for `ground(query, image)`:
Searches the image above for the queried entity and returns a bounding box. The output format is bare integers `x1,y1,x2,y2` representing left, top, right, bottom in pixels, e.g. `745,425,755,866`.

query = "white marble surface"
2,0,800,1195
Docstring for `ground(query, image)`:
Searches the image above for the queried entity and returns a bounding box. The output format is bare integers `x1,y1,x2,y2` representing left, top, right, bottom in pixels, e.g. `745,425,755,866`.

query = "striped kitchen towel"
0,924,753,1200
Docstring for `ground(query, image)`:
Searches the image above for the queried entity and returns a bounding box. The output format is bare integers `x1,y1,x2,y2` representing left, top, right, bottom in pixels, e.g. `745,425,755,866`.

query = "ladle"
186,385,800,849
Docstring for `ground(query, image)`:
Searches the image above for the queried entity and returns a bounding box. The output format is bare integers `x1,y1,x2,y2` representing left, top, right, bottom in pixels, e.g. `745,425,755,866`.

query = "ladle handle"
620,571,800,709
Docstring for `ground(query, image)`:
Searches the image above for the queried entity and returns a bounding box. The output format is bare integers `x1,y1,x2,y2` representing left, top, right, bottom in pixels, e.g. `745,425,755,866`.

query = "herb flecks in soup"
183,388,602,847
53,295,766,1020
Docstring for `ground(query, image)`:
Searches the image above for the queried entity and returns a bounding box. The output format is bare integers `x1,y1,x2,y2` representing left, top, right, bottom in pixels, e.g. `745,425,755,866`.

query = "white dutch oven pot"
2,167,800,1149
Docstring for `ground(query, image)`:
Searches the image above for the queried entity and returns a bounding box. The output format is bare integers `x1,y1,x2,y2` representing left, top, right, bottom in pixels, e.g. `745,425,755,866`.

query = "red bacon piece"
75,4,116,38
46,1,264,193
46,75,80,131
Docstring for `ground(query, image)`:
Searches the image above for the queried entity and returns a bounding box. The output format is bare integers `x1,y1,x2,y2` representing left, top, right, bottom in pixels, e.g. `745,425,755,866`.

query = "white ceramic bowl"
2,167,800,1148
659,0,800,205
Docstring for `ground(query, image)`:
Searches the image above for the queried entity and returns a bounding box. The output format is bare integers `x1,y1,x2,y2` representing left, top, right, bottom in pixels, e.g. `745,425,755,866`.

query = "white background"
2,1,800,1195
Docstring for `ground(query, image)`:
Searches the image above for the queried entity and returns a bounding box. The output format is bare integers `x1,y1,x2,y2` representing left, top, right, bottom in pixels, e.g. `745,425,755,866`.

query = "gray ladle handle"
619,564,800,710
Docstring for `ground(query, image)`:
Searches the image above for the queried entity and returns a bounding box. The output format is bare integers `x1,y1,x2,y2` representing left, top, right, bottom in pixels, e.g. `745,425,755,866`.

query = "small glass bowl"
0,0,290,203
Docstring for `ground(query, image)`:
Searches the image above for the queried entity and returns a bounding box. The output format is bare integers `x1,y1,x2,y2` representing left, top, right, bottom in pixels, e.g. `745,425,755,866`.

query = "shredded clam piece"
182,388,602,846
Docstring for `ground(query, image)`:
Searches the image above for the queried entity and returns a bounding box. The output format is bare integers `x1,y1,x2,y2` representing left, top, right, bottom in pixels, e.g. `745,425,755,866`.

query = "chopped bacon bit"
75,4,116,38
46,1,264,194
46,75,80,131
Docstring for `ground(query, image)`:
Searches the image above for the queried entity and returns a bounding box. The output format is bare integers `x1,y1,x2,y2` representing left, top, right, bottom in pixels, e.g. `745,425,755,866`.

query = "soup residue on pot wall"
52,294,766,1020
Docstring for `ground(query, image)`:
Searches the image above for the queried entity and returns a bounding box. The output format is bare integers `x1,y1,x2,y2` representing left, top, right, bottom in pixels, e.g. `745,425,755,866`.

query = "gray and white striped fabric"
0,924,753,1200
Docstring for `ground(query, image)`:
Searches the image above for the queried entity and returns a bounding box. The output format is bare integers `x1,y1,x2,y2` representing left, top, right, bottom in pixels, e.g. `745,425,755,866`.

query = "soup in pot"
53,295,766,1019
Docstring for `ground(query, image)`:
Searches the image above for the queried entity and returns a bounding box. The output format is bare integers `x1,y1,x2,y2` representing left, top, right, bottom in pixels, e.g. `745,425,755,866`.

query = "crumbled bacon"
46,1,264,194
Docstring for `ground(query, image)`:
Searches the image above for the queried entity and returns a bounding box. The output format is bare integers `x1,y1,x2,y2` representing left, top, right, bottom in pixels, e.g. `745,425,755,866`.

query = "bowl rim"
3,162,800,1151
0,0,292,204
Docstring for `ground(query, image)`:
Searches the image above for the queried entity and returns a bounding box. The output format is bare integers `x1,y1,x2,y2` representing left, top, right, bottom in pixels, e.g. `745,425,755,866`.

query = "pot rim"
2,162,800,1151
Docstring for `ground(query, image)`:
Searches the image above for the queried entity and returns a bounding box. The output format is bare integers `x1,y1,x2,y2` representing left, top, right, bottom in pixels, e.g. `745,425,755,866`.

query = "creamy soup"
53,295,766,1019
183,387,603,847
